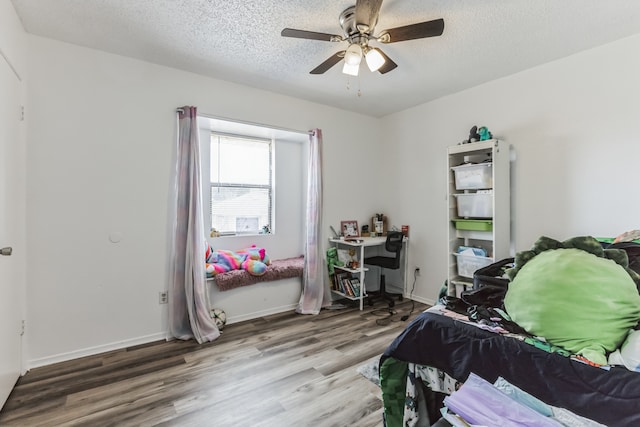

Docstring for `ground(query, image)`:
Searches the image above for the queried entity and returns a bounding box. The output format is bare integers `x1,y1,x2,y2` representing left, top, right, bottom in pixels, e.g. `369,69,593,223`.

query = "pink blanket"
212,256,304,291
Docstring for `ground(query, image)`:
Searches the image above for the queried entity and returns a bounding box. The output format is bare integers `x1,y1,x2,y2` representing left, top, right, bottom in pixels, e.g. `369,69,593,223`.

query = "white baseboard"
404,293,437,307
26,303,300,370
27,332,168,370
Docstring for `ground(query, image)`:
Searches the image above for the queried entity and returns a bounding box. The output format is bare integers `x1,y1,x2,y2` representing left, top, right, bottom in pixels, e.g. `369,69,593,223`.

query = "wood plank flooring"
0,299,428,427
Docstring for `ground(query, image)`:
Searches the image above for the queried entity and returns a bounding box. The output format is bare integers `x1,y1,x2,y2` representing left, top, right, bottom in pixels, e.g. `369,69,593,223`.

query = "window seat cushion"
211,256,304,291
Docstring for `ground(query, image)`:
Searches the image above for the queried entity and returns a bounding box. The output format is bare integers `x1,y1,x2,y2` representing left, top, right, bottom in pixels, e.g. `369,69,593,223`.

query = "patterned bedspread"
380,306,640,427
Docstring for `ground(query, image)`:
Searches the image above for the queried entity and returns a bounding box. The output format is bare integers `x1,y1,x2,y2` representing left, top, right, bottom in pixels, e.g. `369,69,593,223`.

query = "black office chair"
365,231,404,307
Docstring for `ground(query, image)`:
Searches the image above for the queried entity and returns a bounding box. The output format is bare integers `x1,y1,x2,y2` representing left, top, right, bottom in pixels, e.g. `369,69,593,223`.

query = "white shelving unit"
328,238,369,310
447,139,511,297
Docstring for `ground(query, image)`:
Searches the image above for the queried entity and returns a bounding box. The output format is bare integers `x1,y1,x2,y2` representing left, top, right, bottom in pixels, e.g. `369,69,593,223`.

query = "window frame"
205,131,275,237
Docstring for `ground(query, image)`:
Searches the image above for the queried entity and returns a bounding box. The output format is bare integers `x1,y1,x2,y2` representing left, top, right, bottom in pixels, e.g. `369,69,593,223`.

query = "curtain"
296,129,330,314
168,106,220,343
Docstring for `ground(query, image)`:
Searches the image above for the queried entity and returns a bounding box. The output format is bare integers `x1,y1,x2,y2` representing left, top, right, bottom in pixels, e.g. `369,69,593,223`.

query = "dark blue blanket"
382,311,640,426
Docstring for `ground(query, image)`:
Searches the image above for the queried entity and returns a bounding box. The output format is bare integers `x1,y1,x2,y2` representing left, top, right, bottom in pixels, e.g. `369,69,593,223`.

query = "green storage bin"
452,219,493,231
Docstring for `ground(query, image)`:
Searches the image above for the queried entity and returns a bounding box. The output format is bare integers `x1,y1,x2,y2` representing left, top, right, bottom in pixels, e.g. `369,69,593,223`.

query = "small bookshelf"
332,271,364,298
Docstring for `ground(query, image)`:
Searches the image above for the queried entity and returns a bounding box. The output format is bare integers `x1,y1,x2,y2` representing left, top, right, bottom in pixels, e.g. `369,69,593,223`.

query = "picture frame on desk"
340,220,359,237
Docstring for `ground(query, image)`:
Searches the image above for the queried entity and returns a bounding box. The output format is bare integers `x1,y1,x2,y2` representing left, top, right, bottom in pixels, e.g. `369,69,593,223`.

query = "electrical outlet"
414,267,421,276
159,291,168,304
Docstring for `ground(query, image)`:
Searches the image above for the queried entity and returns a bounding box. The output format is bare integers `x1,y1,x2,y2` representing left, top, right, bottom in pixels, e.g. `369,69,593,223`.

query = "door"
0,52,24,408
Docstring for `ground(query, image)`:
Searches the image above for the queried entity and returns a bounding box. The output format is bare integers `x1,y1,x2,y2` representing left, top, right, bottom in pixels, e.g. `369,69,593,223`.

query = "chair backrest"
385,231,404,267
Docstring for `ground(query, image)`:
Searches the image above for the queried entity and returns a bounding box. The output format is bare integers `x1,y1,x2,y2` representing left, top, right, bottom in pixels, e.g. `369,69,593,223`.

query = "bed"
379,236,640,427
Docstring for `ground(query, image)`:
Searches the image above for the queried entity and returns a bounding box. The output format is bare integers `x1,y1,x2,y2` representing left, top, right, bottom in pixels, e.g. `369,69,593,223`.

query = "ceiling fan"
281,0,444,76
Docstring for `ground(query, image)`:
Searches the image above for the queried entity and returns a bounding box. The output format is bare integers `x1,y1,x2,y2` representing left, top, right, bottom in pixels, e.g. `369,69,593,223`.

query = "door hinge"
20,320,25,336
20,105,24,121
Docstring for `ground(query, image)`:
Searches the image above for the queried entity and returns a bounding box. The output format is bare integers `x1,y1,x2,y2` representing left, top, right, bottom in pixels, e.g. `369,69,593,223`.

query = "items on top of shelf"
341,220,359,237
369,213,387,236
463,125,481,144
478,126,493,141
461,125,494,144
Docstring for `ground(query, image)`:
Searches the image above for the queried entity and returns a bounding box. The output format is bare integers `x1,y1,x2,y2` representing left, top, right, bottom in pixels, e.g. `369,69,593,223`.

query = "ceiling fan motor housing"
339,6,359,37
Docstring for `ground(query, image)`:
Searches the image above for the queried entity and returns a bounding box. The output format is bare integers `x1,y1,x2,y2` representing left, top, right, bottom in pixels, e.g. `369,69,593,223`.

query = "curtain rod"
198,111,309,136
175,108,310,137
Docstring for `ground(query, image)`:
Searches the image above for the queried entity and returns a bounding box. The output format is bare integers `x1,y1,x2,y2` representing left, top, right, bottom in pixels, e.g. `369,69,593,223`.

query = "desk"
328,236,409,310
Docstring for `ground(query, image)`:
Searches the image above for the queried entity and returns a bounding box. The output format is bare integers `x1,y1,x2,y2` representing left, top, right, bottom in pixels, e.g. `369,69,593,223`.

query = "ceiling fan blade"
310,51,346,74
281,28,342,42
376,49,398,74
355,0,383,32
379,18,444,43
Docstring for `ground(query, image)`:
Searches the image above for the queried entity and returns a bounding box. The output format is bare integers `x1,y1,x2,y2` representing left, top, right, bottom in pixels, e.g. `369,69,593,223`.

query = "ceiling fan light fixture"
365,48,386,72
342,62,360,76
344,43,363,66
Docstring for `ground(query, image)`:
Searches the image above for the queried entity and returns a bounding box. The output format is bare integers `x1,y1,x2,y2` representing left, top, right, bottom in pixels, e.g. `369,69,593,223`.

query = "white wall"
383,34,640,304
25,36,383,367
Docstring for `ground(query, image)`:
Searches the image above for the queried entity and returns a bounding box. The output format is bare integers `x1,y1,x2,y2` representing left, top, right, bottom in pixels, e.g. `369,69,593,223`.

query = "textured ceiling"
10,0,640,117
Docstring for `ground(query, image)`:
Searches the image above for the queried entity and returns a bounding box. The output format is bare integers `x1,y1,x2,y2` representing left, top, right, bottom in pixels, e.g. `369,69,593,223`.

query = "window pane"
210,136,270,185
211,186,270,234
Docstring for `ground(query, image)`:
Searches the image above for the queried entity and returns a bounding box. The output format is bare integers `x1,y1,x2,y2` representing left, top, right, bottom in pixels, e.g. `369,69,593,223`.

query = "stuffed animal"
478,126,492,141
237,245,271,275
207,249,244,275
205,245,271,277
463,126,481,144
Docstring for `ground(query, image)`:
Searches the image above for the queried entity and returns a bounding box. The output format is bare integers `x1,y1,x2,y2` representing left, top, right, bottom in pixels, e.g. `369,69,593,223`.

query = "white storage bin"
451,163,493,190
454,282,471,298
454,192,493,218
454,254,493,278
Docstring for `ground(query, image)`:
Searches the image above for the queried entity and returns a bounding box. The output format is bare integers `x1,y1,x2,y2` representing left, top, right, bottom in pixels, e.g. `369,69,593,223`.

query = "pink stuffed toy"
204,244,271,277
238,245,270,276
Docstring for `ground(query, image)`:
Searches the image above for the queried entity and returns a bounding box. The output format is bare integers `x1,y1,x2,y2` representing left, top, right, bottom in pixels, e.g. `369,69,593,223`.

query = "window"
207,133,273,236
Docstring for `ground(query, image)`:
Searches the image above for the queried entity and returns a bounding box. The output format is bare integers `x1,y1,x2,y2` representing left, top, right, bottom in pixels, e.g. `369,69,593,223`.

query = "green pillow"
505,238,640,365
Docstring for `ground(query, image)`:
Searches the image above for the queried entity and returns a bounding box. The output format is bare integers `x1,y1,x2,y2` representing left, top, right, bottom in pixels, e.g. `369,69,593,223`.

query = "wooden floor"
0,299,428,427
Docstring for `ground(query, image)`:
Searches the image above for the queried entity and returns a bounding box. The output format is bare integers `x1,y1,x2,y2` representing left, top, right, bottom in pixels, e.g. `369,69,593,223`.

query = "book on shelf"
333,272,365,298
343,278,355,297
349,277,361,297
334,272,351,294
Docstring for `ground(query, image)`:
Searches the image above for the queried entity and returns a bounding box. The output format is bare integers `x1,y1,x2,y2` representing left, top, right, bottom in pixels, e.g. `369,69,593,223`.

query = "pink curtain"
168,106,220,343
296,129,330,314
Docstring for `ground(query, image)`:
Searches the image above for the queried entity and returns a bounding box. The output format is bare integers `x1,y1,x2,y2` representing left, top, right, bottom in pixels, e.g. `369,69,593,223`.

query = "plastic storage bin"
454,254,493,278
454,192,493,218
451,219,493,231
451,163,493,190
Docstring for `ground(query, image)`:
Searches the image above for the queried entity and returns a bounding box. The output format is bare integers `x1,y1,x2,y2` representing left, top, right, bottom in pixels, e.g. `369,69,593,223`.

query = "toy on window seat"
237,245,271,275
204,242,271,277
